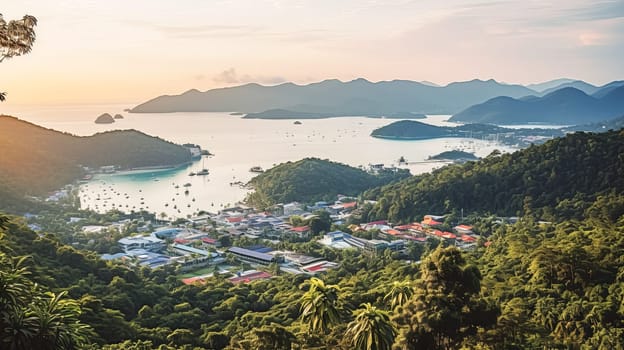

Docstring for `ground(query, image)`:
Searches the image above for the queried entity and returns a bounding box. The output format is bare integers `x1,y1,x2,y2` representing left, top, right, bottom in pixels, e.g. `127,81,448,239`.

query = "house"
201,237,221,248
421,216,444,227
454,224,474,235
301,261,339,274
118,236,164,252
290,225,311,237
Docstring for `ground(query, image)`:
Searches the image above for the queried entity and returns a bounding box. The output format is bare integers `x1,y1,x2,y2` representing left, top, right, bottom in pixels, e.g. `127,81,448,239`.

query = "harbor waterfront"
4,104,519,218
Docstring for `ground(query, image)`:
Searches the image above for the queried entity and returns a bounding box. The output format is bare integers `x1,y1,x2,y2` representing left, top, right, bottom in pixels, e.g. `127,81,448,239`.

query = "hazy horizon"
2,0,624,105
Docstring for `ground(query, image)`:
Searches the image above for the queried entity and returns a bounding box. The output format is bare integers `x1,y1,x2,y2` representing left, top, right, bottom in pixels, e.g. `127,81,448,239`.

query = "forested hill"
246,158,410,208
362,129,624,223
0,115,192,207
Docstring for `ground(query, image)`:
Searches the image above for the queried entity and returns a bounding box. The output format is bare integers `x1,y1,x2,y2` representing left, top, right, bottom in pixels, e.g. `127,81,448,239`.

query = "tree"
345,303,397,350
393,247,497,350
299,277,342,333
0,13,37,102
384,280,414,311
0,252,93,350
249,323,297,350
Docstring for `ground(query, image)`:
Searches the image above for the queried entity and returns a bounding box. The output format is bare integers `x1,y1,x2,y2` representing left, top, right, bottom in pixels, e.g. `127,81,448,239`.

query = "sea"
3,103,525,219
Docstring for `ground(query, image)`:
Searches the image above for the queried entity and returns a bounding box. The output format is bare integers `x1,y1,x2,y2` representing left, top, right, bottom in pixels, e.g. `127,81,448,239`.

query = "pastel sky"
2,0,624,104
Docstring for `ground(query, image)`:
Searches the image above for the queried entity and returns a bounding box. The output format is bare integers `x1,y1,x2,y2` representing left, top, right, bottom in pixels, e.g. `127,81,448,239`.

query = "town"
26,188,494,287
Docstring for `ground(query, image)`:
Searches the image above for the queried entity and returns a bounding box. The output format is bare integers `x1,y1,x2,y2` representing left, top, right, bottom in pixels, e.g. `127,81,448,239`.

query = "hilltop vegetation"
370,119,562,147
362,129,624,223
246,158,410,208
0,115,192,211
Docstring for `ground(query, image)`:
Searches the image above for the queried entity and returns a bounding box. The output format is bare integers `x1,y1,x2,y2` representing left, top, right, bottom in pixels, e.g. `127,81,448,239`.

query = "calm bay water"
3,104,518,218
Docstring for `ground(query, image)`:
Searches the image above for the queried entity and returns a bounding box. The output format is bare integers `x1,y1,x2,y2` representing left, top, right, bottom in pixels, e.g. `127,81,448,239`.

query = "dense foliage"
1,126,623,349
246,158,410,208
0,116,192,211
362,129,624,223
3,200,621,349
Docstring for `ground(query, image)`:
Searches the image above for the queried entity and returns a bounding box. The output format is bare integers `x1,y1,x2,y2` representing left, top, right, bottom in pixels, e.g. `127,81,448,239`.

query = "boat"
196,169,209,175
188,172,196,176
183,183,192,187
249,166,264,173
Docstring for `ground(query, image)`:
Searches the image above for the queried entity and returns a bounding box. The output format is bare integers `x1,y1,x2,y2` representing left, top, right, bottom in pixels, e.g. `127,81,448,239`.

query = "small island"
380,112,426,119
114,114,124,119
428,150,479,162
371,120,567,147
243,109,336,119
94,113,115,124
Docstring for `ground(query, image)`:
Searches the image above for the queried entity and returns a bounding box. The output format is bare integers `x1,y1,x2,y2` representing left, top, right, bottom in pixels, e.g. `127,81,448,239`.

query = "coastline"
111,161,194,176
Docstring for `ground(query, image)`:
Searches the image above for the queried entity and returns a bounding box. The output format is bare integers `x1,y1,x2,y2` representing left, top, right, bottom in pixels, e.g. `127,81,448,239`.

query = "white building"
118,236,164,252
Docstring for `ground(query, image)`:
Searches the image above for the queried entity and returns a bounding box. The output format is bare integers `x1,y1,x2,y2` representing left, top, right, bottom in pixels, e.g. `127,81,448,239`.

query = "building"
454,225,474,235
183,144,202,159
152,227,184,239
283,202,304,216
228,247,284,265
118,236,164,252
228,270,273,284
290,225,311,237
170,243,214,257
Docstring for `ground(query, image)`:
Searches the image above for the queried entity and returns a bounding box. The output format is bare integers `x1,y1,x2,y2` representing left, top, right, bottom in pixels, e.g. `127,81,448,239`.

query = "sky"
1,0,624,105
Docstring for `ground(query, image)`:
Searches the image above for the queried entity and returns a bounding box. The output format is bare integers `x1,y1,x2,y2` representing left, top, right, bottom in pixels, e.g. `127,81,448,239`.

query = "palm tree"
345,303,397,350
299,277,342,333
1,251,92,349
384,281,414,311
29,291,93,349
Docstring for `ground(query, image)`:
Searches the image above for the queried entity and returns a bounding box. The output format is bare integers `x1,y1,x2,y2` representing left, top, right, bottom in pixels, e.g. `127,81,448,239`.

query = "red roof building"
341,201,357,209
461,235,477,243
422,218,443,227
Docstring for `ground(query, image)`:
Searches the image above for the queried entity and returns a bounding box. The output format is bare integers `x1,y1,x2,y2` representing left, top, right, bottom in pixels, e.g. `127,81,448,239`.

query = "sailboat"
196,157,209,175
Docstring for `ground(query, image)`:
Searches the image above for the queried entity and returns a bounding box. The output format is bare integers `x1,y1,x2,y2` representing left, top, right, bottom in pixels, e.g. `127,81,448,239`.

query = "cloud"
212,68,286,85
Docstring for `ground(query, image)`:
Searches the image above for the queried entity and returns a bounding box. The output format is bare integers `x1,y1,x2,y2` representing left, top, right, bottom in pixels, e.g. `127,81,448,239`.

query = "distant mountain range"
450,85,624,124
131,77,624,124
130,78,536,116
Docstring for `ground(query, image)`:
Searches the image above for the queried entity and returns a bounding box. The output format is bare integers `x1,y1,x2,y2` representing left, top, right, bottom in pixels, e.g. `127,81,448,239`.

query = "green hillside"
0,115,192,211
362,129,624,222
246,158,410,208
1,129,624,349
